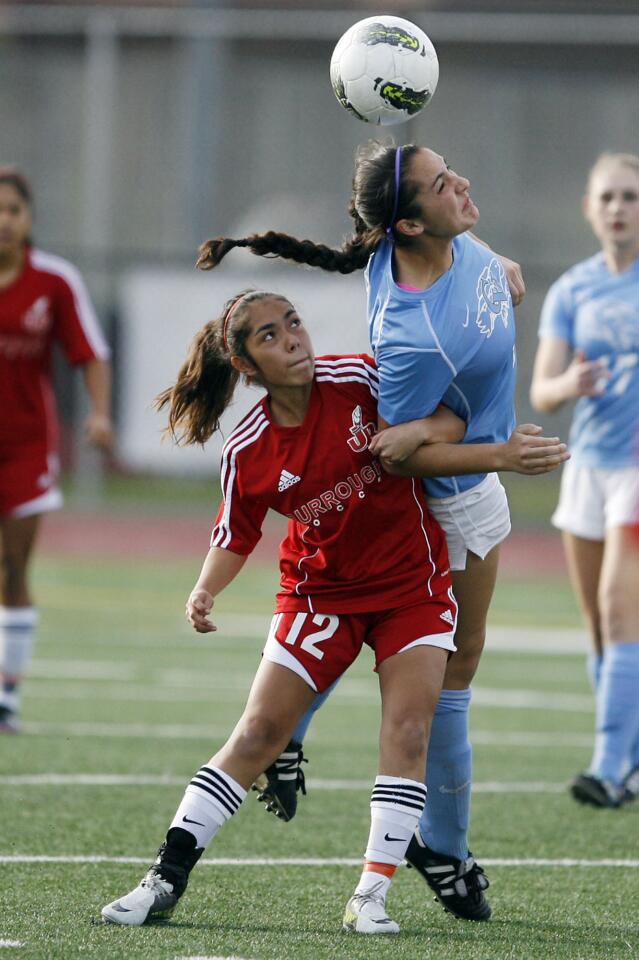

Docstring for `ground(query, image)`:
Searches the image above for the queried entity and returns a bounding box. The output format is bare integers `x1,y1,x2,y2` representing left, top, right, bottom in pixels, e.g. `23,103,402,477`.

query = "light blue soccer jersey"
539,253,639,467
366,233,517,498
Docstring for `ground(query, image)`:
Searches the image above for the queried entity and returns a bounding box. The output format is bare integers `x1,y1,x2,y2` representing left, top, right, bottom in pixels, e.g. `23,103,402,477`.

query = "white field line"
2,854,638,869
37,619,588,654
473,730,591,747
22,679,595,713
17,720,592,747
23,683,250,703
19,721,229,739
472,687,593,712
484,625,588,654
36,623,591,657
28,661,253,690
28,659,134,681
0,774,567,793
195,617,591,655
0,942,25,949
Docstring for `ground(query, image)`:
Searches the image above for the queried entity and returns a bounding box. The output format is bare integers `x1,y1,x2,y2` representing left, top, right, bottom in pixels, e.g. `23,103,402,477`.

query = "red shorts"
0,446,62,517
263,589,458,692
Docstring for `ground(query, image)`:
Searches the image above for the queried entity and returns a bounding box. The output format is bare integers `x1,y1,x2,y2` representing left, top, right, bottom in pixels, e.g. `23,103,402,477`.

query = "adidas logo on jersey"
439,609,455,626
278,469,301,492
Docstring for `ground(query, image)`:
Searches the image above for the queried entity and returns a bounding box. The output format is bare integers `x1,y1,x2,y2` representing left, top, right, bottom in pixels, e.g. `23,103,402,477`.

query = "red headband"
222,293,253,352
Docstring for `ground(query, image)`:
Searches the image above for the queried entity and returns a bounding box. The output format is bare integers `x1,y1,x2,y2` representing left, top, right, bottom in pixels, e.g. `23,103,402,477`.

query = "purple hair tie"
385,146,403,238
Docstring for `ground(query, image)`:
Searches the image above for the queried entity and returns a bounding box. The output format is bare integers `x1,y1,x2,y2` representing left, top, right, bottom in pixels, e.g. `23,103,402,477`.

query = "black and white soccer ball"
330,15,439,126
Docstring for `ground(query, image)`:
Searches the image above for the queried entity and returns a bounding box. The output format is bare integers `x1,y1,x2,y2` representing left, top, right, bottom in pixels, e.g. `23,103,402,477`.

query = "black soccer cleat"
621,765,639,805
0,704,19,733
570,772,623,809
252,739,308,821
404,830,491,921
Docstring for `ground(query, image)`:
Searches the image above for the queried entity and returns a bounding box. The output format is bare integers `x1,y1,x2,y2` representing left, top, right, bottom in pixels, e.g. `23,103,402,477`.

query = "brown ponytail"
155,290,279,445
196,140,424,275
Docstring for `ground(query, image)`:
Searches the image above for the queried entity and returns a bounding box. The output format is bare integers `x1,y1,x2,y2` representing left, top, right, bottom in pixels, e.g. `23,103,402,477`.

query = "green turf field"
2,546,638,960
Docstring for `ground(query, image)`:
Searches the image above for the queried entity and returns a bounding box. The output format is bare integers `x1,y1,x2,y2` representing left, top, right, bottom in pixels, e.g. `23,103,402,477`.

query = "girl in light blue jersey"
531,152,639,810
197,140,565,922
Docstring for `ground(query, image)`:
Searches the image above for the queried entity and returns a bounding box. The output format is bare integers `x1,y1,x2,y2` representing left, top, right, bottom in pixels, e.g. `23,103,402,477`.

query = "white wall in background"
118,268,368,475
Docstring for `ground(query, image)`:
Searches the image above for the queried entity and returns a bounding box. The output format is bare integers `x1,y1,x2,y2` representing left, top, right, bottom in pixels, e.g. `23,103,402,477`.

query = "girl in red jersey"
102,289,567,935
0,167,113,732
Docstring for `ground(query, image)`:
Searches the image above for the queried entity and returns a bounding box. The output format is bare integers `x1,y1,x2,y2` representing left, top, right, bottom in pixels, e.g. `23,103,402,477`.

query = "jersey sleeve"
538,276,574,345
360,354,380,403
346,354,380,403
52,265,111,366
210,449,268,555
375,347,455,425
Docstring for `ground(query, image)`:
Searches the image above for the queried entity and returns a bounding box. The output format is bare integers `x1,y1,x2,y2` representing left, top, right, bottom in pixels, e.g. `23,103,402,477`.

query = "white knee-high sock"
169,764,247,848
355,776,427,900
0,607,38,711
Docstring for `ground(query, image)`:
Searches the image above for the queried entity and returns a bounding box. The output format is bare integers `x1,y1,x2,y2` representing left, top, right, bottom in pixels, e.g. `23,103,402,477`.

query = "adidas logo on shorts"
439,609,455,626
278,469,301,492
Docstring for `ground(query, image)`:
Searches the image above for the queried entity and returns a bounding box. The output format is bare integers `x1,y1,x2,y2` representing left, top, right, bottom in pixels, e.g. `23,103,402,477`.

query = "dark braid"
196,140,426,275
197,231,370,274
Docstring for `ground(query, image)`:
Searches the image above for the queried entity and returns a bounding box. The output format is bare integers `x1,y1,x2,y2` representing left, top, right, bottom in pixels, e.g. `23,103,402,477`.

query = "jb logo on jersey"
476,259,510,338
22,296,52,334
347,405,376,453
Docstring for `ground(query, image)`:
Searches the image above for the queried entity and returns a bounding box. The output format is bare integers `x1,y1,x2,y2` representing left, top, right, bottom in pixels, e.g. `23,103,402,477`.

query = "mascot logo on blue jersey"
581,299,639,354
476,259,510,338
579,299,639,397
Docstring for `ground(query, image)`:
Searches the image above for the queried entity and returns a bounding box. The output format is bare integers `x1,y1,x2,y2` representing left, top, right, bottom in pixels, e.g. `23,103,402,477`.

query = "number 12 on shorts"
269,612,339,660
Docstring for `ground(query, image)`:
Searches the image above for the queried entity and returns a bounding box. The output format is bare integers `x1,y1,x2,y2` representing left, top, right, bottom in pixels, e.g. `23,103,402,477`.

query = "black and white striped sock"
169,765,247,848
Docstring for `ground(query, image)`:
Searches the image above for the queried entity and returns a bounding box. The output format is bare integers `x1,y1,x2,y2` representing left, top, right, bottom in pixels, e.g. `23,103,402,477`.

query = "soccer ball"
330,16,439,126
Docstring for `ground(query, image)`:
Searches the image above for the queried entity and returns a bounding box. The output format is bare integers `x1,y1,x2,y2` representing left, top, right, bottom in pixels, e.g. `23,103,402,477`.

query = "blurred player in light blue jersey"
531,152,639,810
197,140,567,922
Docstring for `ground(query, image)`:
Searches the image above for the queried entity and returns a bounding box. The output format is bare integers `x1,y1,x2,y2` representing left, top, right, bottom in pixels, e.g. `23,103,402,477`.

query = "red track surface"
39,510,567,577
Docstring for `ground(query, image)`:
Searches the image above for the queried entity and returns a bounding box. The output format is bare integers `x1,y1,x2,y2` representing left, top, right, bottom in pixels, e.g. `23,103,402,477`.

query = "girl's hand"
499,424,570,475
84,412,114,451
562,349,610,399
186,589,217,633
369,420,428,463
498,255,526,307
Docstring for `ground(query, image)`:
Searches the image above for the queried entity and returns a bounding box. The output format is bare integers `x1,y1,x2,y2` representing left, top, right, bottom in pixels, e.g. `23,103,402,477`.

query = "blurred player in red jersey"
0,167,113,733
101,290,567,934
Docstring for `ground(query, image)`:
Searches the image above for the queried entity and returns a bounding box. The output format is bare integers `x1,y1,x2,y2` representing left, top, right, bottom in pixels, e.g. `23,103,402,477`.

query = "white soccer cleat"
342,884,400,935
101,870,178,926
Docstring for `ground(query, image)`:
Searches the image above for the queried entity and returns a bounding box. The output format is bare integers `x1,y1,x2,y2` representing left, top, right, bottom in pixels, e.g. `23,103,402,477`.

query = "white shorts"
427,473,511,571
11,487,63,519
552,461,639,541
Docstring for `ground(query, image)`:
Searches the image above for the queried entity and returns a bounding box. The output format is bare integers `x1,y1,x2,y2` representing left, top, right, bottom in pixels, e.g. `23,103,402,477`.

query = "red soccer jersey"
0,247,110,453
211,355,451,614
